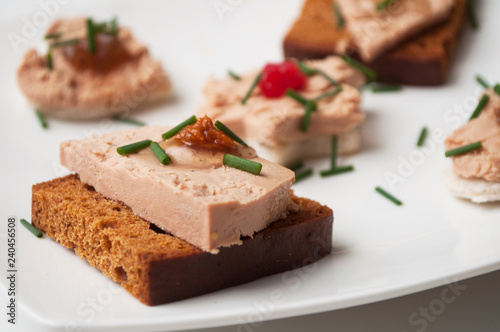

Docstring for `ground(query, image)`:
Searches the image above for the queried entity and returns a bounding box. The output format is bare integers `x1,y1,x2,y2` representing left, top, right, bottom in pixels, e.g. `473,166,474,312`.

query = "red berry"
259,60,307,98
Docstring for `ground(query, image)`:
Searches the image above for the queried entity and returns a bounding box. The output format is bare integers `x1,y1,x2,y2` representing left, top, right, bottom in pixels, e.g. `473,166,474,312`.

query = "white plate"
1,0,499,331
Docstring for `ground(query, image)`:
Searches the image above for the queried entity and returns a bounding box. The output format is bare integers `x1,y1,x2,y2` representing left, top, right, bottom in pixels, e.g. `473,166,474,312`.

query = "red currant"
259,60,307,98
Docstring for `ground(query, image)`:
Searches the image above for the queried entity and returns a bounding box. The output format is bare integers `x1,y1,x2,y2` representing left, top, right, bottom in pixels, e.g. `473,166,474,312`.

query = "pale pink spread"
197,56,365,147
336,0,456,61
445,90,500,182
60,126,295,253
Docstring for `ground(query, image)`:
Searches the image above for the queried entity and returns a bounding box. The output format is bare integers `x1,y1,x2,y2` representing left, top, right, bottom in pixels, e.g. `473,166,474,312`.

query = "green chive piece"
286,89,309,106
20,219,43,238
333,2,345,29
44,32,61,40
116,139,152,155
301,100,317,132
417,127,428,147
35,109,48,129
228,70,241,81
445,141,482,157
375,187,402,206
294,169,313,183
494,84,500,96
371,83,402,93
341,55,377,82
214,120,248,146
289,161,304,172
317,69,340,86
466,0,478,29
296,60,318,76
86,18,96,53
46,52,53,70
162,115,197,140
313,86,342,101
320,165,354,177
241,72,262,104
149,142,171,165
476,75,490,89
112,116,145,127
223,154,262,175
376,0,397,11
109,17,118,35
469,94,489,121
49,38,80,49
330,136,338,168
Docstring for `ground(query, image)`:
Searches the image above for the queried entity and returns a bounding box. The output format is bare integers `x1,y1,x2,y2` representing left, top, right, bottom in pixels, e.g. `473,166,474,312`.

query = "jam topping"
63,34,132,73
258,60,307,98
175,116,236,152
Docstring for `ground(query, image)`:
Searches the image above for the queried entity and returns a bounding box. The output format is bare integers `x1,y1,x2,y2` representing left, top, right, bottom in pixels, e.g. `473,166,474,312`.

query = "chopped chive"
376,0,397,11
116,139,152,155
296,60,318,76
44,32,61,40
112,116,146,127
466,0,478,29
46,52,53,70
228,70,241,81
109,17,118,35
286,89,309,106
469,94,489,121
494,84,500,96
223,154,262,175
86,18,96,53
35,109,48,129
313,86,342,101
241,71,262,104
445,141,482,157
289,161,304,172
371,83,402,93
417,127,428,147
93,22,108,33
20,219,43,238
341,55,377,82
214,120,248,146
375,187,402,206
317,69,340,86
320,165,354,177
330,136,337,168
149,142,171,165
301,100,317,132
476,75,490,89
49,38,80,49
162,115,197,140
294,169,313,183
333,2,345,29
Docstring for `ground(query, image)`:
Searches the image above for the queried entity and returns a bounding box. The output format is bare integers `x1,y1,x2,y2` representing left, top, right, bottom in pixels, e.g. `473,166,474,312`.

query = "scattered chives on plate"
445,141,482,157
494,84,500,96
330,135,338,169
116,139,152,155
228,70,241,81
86,18,97,53
20,218,43,238
289,161,304,173
375,187,402,206
466,0,478,29
241,72,262,104
296,60,318,76
149,142,171,165
112,116,146,127
46,52,53,70
301,100,317,132
285,89,309,106
341,55,377,82
333,2,345,28
469,94,489,121
162,115,197,140
417,127,428,147
313,86,343,102
44,32,61,40
223,154,262,175
35,109,48,129
214,120,248,146
320,165,354,177
294,169,313,183
376,0,397,11
49,38,80,49
476,75,490,89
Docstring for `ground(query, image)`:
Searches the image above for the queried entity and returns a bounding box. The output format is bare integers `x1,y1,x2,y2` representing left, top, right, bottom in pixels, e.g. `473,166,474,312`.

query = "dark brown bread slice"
32,174,333,306
284,0,467,86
